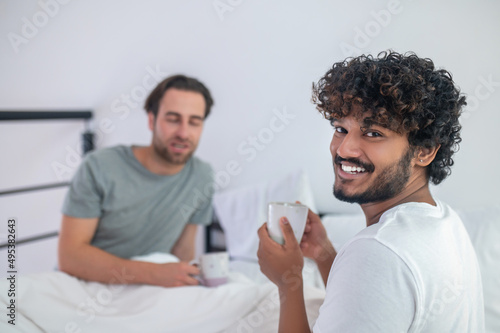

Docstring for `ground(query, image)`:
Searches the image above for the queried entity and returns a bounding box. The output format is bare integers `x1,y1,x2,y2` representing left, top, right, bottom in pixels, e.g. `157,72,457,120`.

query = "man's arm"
257,218,311,333
300,208,337,286
58,215,200,287
171,223,199,262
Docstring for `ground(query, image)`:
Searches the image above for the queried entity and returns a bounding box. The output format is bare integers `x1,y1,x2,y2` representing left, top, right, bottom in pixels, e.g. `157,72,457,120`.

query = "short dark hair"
312,51,465,185
144,74,214,119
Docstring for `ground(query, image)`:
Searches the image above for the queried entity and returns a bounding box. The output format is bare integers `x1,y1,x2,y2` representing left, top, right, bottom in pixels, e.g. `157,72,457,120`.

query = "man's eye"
365,131,382,137
166,117,179,123
334,126,347,134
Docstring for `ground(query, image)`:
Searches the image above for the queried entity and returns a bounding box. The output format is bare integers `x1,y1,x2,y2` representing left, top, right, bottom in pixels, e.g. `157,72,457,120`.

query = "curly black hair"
312,51,465,185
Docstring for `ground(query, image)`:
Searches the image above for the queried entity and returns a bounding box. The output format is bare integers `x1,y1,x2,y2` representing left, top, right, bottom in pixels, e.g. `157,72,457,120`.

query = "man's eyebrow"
165,111,180,117
331,117,392,131
362,119,389,130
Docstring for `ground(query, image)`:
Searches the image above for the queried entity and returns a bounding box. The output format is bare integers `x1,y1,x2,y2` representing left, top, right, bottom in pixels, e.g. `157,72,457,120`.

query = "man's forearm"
59,243,157,285
278,282,311,333
171,223,198,262
172,244,195,262
316,255,335,287
312,241,336,286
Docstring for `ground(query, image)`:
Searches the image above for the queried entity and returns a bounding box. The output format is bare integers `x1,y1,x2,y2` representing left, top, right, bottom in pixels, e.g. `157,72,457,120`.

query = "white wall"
1,0,499,272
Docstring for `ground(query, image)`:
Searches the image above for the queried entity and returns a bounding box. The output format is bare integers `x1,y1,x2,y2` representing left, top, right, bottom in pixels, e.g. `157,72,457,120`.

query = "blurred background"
1,0,499,273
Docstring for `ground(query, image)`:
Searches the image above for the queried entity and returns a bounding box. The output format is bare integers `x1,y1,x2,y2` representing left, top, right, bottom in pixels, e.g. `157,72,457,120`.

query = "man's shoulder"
83,145,130,164
358,200,467,256
87,145,129,158
380,199,455,222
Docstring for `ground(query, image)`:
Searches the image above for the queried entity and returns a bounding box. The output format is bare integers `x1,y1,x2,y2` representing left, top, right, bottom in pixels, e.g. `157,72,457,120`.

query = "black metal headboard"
205,214,225,253
0,110,94,248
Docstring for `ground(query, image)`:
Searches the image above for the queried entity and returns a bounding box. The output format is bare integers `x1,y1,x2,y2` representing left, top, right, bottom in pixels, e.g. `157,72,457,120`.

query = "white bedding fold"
0,269,324,333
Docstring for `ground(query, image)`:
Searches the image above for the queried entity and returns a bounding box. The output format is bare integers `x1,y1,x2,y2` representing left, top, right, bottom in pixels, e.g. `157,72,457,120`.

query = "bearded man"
59,75,214,287
258,51,485,332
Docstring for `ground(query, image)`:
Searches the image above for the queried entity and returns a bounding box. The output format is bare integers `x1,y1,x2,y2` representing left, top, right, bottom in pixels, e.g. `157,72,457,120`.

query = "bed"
0,255,324,332
1,169,498,332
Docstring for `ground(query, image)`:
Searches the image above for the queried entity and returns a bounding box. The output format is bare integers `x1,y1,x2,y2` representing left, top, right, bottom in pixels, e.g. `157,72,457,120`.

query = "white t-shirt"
313,201,484,333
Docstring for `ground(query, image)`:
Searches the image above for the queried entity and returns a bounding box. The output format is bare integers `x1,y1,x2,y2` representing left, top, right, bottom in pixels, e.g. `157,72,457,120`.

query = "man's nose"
175,121,189,139
332,133,362,159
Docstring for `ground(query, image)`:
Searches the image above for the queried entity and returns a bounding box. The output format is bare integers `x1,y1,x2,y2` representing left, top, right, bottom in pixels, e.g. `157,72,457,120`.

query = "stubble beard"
152,136,195,166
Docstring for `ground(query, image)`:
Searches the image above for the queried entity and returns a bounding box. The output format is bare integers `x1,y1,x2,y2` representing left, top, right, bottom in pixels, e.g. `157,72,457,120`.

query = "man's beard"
153,137,194,165
333,147,414,204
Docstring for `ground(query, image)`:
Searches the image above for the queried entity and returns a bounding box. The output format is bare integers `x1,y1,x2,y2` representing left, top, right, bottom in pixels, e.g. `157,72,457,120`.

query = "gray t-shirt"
62,145,214,258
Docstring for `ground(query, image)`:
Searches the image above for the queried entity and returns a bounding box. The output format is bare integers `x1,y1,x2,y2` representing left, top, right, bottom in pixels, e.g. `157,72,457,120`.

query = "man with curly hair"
258,51,484,332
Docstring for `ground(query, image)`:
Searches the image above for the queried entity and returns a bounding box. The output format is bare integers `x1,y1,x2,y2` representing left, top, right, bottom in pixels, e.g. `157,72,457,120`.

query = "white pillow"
213,169,317,261
457,206,500,333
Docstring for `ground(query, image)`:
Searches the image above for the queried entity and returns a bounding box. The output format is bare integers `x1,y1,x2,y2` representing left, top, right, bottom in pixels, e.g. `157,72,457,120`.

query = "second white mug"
199,252,229,287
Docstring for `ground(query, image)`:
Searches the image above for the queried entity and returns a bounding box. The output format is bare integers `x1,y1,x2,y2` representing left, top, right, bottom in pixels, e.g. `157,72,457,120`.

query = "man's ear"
148,112,155,131
416,145,441,167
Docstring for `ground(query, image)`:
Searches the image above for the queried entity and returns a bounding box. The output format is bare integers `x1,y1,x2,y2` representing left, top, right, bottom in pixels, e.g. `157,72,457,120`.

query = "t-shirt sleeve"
189,197,213,225
188,163,214,226
313,238,417,333
61,154,103,218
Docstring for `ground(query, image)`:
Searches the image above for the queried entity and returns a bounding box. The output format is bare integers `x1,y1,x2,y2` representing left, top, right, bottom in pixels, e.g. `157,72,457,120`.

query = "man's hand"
299,208,336,285
258,218,312,333
150,262,201,287
300,208,335,262
257,217,304,290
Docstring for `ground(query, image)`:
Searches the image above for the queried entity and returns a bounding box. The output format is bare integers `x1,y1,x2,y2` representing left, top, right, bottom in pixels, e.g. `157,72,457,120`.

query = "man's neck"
360,173,436,227
132,145,186,175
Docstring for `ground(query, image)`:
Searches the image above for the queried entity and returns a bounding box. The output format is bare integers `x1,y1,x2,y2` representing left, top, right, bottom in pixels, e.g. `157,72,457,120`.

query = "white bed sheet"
0,254,325,333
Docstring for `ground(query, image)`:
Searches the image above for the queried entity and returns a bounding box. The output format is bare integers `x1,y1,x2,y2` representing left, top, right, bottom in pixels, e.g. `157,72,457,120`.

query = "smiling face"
331,116,416,204
148,88,206,166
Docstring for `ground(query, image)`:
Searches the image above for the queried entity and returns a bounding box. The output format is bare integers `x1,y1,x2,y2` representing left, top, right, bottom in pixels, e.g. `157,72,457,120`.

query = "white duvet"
0,254,325,333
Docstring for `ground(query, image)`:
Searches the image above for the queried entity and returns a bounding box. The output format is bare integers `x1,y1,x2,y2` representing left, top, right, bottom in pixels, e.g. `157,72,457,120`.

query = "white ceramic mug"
267,202,308,245
199,252,229,287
